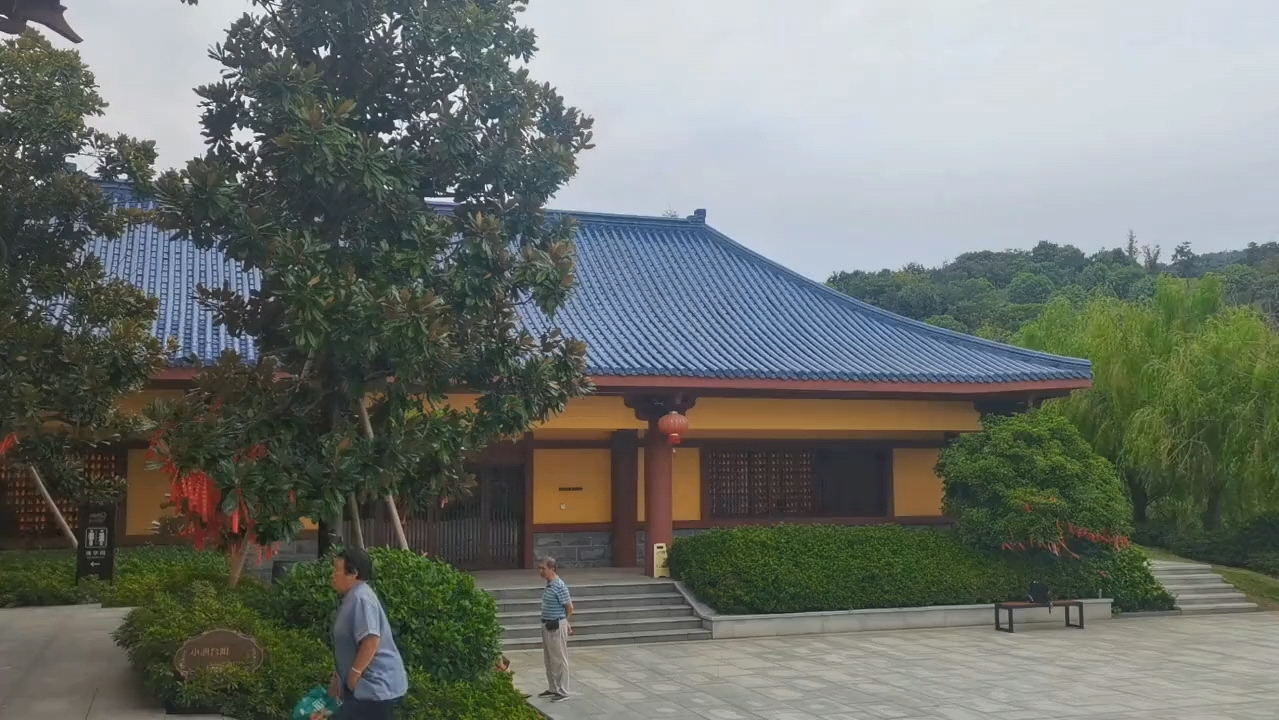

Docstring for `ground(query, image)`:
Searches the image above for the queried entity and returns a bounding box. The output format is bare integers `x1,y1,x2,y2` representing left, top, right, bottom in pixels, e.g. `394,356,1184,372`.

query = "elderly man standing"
537,556,574,702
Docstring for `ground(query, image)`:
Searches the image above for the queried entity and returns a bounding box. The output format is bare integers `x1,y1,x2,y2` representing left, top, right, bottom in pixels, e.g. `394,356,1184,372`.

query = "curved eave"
150,366,1091,398
590,375,1092,398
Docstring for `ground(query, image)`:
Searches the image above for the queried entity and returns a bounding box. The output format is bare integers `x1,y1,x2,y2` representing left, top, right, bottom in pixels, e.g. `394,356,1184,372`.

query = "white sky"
51,0,1279,278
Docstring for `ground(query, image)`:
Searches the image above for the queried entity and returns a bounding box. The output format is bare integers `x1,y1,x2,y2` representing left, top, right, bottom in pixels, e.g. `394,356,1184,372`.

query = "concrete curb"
1113,609,1183,619
675,595,1115,639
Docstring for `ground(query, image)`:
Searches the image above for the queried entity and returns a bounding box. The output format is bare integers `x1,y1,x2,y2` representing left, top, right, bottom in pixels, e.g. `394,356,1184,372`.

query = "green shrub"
100,546,232,607
1151,514,1279,578
670,524,1021,614
669,524,1173,614
938,409,1134,556
400,670,542,720
1007,547,1174,613
113,581,331,720
0,546,232,608
268,548,501,682
0,552,91,607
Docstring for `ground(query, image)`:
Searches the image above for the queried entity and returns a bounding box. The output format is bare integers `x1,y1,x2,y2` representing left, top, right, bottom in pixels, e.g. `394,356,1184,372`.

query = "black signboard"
76,504,116,582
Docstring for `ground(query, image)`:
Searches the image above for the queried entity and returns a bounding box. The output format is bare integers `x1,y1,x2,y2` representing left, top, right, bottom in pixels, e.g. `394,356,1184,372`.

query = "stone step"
1148,563,1261,615
499,604,694,625
1174,591,1251,605
1177,601,1258,614
1150,560,1212,569
1164,583,1241,595
1150,572,1227,583
488,582,676,602
495,592,688,614
502,627,713,650
501,615,706,640
1160,582,1236,594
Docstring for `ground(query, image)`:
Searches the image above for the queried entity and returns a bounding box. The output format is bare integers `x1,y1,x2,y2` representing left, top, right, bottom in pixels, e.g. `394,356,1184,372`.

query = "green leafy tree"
1018,276,1279,530
937,409,1133,557
1006,272,1054,304
0,33,164,544
146,0,594,575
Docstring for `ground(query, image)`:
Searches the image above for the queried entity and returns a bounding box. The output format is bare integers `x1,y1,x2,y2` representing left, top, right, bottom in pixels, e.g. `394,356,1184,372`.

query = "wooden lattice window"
0,451,124,539
705,449,816,518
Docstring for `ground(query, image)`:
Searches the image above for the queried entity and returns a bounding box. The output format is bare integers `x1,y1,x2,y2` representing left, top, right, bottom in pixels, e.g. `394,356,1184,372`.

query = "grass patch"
1135,544,1187,562
1213,568,1279,611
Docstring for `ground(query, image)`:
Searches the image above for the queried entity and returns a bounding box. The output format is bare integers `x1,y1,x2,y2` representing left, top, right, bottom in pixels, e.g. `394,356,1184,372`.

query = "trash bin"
652,543,670,578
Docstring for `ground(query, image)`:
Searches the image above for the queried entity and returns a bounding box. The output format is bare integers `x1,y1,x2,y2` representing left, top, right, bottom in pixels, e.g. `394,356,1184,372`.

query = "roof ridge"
694,223,1092,372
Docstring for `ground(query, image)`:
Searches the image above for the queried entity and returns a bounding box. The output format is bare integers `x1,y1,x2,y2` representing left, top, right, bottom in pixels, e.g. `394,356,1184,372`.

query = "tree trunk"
1127,476,1149,526
355,401,410,550
27,464,76,549
1203,487,1225,532
227,536,251,587
347,494,366,549
317,517,336,558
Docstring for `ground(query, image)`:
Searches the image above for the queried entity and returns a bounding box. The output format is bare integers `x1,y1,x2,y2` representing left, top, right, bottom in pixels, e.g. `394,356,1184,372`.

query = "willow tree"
0,33,164,544
1126,305,1279,530
147,0,593,561
1018,276,1279,530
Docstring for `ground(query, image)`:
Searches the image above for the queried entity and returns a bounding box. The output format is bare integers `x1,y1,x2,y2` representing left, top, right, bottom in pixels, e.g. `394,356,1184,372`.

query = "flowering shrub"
938,408,1133,559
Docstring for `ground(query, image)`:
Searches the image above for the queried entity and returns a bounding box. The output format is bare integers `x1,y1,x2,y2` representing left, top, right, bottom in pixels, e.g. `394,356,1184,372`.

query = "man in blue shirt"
537,556,574,702
329,547,408,720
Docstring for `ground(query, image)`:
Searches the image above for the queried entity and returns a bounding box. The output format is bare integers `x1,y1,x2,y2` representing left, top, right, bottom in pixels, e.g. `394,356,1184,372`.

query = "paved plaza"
0,605,186,720
4,604,1279,719
509,612,1279,720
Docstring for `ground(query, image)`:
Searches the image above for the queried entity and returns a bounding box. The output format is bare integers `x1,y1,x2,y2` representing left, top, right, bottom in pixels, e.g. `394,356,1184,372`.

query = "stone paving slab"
507,612,1279,720
0,605,224,720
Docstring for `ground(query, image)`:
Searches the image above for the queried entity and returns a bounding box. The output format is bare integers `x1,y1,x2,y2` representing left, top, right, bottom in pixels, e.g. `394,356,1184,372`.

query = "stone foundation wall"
635,528,707,566
533,531,613,568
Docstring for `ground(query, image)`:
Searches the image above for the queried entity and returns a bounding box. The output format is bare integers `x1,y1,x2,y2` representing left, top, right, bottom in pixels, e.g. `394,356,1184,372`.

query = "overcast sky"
54,1,1279,279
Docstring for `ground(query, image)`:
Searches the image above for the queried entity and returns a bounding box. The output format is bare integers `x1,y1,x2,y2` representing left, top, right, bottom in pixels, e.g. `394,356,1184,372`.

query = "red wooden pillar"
643,418,674,576
624,394,695,577
610,430,639,568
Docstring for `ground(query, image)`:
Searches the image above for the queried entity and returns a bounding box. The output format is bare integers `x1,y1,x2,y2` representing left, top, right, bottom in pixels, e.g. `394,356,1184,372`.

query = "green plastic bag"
293,686,340,720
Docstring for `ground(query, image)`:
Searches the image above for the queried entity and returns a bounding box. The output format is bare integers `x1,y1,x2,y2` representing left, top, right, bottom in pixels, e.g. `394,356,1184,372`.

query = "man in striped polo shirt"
537,556,574,702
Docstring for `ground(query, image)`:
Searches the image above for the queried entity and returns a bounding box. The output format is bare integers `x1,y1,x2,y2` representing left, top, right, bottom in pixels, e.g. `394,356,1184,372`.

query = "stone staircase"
1150,560,1258,614
491,579,711,650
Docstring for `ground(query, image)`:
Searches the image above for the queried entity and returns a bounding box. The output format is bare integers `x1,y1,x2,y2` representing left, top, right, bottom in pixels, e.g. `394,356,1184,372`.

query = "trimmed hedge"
268,548,501,683
113,581,331,719
401,670,543,720
0,546,231,608
112,550,527,720
1140,515,1279,577
669,524,1173,615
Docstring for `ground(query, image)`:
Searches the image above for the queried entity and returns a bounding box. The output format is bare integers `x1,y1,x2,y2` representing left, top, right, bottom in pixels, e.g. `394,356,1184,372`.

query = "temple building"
0,188,1092,574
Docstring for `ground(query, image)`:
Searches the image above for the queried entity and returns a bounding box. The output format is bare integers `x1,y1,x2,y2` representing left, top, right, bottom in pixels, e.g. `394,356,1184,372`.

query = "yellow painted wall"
125,448,172,535
687,398,980,433
532,449,611,524
446,395,976,435
637,446,700,522
893,448,945,516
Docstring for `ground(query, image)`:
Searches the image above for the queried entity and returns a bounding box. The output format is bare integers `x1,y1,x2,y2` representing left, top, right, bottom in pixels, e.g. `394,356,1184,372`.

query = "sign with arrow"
76,504,116,582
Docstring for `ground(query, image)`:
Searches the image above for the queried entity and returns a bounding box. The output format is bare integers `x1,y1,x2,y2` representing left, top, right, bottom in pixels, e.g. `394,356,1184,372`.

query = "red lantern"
657,411,689,445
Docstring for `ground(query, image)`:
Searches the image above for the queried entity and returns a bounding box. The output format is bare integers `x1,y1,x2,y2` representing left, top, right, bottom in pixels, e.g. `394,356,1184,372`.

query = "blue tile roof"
94,186,1090,386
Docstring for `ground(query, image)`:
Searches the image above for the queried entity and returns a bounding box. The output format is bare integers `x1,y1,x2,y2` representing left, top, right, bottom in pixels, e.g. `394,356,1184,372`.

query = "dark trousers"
334,696,399,720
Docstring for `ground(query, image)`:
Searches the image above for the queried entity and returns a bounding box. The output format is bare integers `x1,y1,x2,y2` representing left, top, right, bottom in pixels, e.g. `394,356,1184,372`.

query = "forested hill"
826,236,1279,341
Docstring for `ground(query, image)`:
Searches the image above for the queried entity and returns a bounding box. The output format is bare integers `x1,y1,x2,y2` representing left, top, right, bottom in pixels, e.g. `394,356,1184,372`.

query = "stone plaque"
174,630,264,678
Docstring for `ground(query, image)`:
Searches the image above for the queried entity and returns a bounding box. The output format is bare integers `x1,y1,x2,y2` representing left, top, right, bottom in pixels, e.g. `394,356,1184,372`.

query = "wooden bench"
994,600,1084,633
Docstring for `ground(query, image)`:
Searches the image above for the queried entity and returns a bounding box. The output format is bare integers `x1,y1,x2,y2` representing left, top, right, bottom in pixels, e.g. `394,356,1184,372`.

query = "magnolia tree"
147,0,594,577
0,33,165,546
